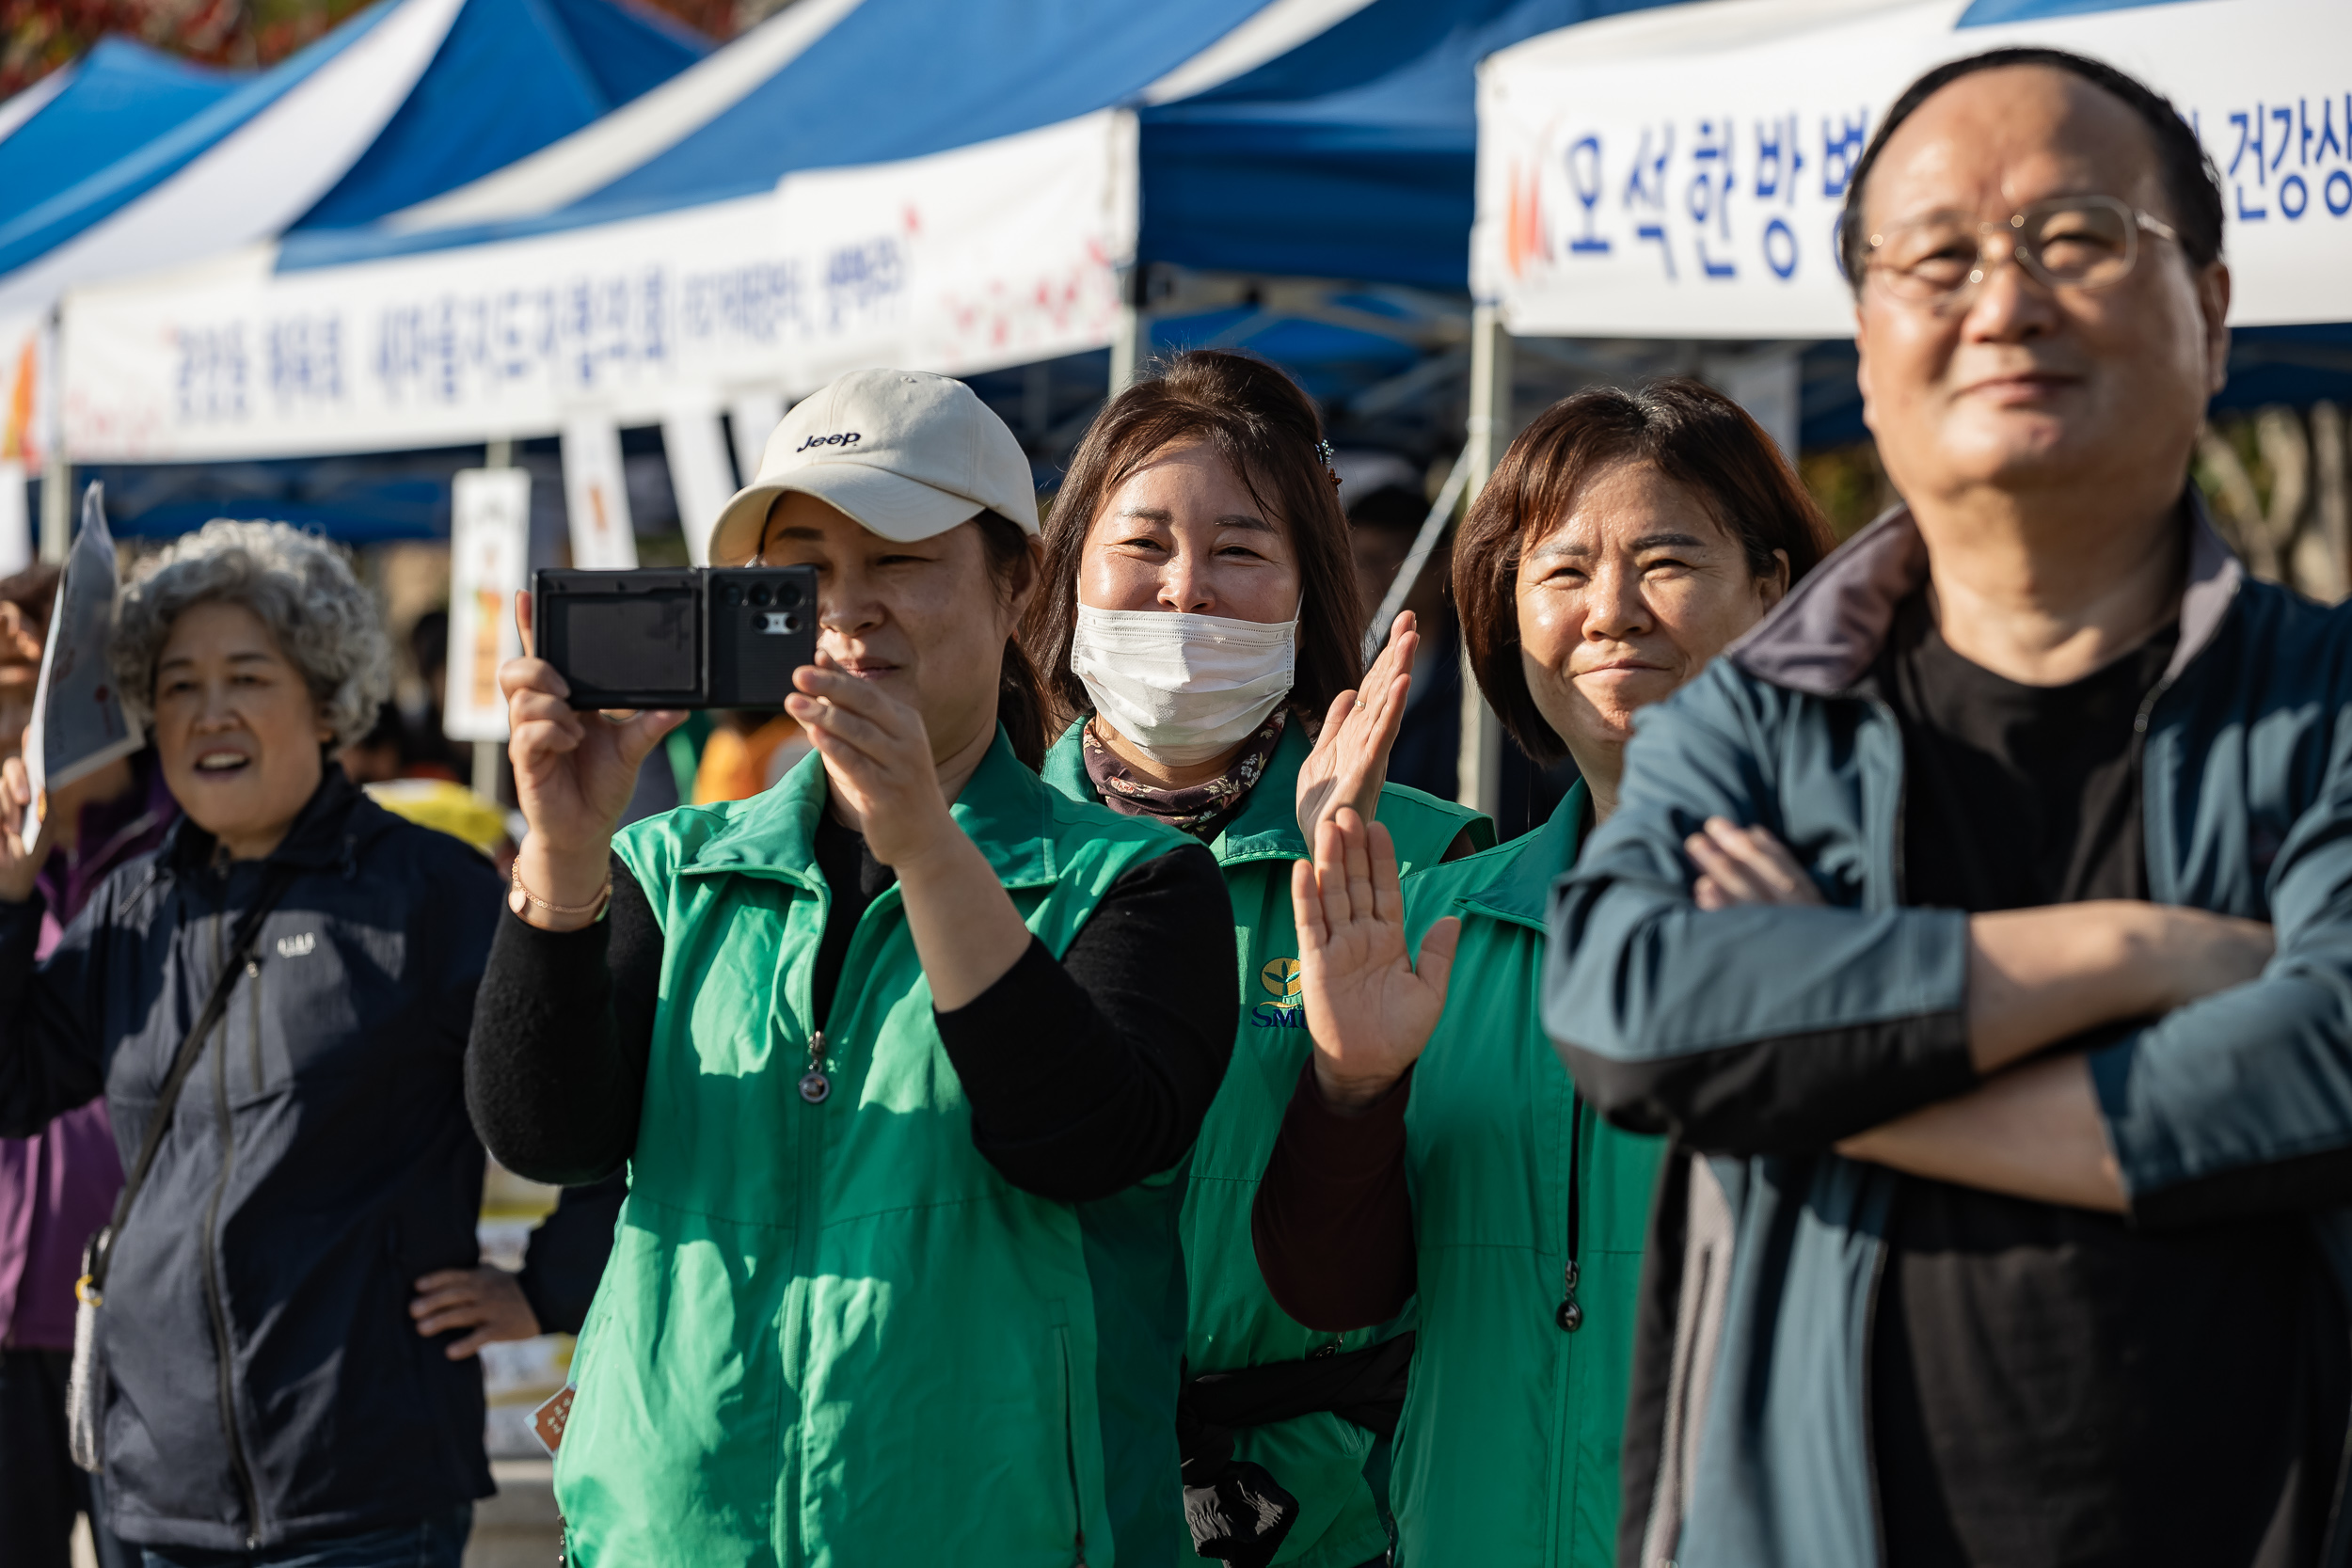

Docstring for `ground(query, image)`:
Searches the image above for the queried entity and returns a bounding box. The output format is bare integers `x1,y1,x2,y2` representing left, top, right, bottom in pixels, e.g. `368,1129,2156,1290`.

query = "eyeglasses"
1861,195,2180,313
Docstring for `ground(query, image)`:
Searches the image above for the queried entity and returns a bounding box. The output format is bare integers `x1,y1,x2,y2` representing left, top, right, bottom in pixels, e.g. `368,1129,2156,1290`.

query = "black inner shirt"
1872,590,2349,1568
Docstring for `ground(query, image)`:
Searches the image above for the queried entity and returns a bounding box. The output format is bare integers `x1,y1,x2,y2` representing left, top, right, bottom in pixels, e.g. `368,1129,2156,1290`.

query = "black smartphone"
533,566,820,709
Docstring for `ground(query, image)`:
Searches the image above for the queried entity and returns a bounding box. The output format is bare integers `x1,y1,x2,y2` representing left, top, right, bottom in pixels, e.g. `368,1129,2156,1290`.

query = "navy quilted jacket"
0,769,501,1550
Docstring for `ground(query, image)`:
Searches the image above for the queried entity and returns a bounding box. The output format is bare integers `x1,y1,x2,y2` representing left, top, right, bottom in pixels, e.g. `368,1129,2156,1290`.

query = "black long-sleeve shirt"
467,820,1235,1204
513,1174,628,1336
1867,596,2344,1568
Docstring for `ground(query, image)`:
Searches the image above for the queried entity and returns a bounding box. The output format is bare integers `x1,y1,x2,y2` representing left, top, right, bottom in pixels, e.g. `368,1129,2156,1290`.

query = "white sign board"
443,467,532,742
1,310,50,472
22,486,137,841
1475,0,2352,339
729,390,786,483
559,413,639,569
59,110,1139,463
660,404,736,566
0,464,28,578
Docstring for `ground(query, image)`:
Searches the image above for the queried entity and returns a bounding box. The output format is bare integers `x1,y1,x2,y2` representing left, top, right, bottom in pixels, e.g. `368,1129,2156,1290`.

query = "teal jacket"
1549,502,2352,1568
1393,782,1661,1566
1044,720,1489,1568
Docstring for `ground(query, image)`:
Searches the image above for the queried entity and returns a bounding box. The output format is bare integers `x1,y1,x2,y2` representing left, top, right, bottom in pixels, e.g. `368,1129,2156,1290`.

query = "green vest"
1042,721,1491,1568
1391,783,1662,1567
559,733,1201,1567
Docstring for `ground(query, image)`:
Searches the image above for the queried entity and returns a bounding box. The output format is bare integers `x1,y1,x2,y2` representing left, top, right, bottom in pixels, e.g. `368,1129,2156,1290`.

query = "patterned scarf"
1080,709,1288,841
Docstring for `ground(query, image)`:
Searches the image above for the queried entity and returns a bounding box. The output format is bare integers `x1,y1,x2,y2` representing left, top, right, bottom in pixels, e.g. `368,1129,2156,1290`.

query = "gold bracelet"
508,862,612,922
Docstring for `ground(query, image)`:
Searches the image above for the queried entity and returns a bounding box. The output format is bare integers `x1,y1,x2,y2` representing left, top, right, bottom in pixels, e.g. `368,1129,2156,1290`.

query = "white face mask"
1069,603,1299,767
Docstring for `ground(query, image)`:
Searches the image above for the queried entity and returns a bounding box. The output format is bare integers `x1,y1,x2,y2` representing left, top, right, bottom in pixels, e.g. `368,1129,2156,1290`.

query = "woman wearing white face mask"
1026,350,1491,1568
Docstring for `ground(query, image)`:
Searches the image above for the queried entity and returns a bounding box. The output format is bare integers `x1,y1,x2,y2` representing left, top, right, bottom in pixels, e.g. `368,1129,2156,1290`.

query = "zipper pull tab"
799,1030,832,1104
1556,1259,1582,1334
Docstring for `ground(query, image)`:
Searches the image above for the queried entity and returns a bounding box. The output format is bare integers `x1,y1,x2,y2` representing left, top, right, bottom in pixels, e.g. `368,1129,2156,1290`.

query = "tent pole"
474,437,514,802
1108,266,1151,394
1456,305,1512,819
38,452,69,565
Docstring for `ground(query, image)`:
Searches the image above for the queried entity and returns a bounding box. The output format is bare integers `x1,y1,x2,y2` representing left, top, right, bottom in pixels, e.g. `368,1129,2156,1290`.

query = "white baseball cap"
707,369,1040,564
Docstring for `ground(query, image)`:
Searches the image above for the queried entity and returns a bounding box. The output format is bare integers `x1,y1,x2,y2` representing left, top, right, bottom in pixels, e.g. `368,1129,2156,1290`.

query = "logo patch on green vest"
1252,957,1306,1029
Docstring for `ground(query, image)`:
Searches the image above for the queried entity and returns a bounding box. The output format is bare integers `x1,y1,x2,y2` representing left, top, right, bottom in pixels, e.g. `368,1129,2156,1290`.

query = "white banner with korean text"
1475,0,2352,340
59,109,1138,462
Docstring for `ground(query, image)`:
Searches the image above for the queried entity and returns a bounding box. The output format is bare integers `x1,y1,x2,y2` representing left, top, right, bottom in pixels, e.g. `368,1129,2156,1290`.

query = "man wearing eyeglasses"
1545,47,2352,1568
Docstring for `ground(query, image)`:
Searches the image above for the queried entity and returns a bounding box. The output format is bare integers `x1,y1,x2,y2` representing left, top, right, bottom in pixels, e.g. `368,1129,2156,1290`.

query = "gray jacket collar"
1728,491,2243,697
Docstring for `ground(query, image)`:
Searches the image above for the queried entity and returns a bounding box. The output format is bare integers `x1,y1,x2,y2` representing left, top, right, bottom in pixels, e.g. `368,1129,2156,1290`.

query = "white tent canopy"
1473,0,2352,340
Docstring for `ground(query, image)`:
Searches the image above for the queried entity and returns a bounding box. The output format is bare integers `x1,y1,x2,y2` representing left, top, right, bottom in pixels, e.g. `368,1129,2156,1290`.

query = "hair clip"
1314,438,1341,490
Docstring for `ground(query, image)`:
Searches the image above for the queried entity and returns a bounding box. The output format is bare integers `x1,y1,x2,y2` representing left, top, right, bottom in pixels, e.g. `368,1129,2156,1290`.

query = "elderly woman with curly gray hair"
0,521,501,1566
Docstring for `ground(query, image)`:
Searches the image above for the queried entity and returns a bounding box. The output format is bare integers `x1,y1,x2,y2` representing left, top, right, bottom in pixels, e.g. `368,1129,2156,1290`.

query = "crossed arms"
1543,672,2352,1225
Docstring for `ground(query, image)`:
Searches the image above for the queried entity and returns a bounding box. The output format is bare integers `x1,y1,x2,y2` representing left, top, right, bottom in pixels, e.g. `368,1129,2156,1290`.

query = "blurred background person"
0,522,503,1565
1257,381,1831,1568
1025,349,1487,1567
685,709,808,803
397,609,465,782
0,560,152,1568
337,702,408,785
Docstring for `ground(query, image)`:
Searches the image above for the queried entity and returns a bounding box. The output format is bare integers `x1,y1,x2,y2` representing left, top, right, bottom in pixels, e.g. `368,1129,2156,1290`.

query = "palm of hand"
1300,907,1450,1079
1292,810,1457,1103
1297,700,1378,833
1295,613,1416,841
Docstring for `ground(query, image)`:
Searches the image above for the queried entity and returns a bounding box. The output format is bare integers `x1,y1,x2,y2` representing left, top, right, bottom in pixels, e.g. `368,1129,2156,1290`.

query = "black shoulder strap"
87,863,299,1295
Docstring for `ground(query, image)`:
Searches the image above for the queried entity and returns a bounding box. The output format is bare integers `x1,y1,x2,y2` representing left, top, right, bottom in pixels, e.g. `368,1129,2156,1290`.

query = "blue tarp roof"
280,0,1280,268
0,0,704,286
0,9,405,280
1138,0,1674,291
284,0,1689,289
0,40,241,235
294,0,707,230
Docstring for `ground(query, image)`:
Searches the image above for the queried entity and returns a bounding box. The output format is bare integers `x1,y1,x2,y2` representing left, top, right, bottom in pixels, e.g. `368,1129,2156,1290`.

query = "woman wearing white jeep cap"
468,369,1238,1566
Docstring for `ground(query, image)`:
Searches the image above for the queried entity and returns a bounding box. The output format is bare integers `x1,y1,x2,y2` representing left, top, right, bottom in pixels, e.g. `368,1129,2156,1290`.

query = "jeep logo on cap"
795,432,863,453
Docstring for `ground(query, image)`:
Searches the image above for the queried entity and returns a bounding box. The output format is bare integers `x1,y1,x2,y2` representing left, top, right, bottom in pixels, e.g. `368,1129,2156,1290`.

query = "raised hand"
0,756,51,905
1684,816,1824,909
785,664,958,872
502,591,682,926
1296,610,1418,844
1292,807,1459,1113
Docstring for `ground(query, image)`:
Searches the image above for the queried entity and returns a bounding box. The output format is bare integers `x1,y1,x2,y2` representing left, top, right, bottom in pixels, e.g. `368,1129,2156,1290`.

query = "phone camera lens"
778,582,802,610
723,583,744,607
783,613,803,633
750,583,773,608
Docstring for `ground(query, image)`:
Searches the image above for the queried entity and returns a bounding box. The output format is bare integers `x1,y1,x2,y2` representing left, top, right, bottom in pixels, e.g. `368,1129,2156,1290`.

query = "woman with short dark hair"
1254,379,1830,1567
1028,349,1489,1564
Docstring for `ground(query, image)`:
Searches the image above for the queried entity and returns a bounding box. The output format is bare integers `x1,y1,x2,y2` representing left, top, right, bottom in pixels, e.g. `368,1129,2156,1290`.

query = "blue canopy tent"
2,0,707,536
289,0,708,232
1138,0,1672,293
0,0,703,306
0,40,242,239
61,0,1487,542
276,0,1300,271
